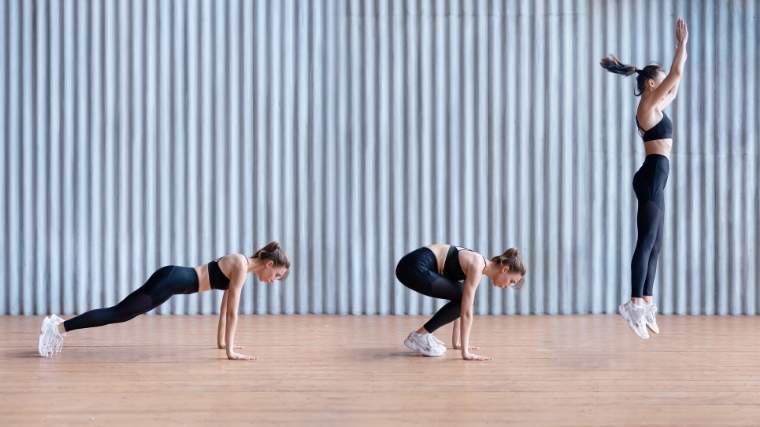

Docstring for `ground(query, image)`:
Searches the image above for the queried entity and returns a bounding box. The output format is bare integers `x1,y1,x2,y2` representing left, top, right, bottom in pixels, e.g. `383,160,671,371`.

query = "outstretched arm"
452,318,480,351
640,19,688,112
217,291,244,349
459,272,491,361
452,318,459,348
657,79,681,111
224,256,256,361
217,291,228,348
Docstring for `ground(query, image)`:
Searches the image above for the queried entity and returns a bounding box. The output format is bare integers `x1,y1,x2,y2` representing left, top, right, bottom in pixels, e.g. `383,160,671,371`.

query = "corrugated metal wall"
1,0,758,316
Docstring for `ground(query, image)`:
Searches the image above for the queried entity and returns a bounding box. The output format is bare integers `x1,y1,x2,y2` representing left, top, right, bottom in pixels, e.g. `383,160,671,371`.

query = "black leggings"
395,248,464,334
631,154,670,298
63,265,199,332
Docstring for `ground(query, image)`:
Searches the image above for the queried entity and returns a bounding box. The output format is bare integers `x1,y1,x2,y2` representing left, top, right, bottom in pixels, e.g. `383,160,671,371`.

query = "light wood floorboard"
1,315,759,426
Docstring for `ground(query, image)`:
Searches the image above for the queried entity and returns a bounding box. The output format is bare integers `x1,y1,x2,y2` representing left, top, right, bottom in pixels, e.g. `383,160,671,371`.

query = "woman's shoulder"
460,249,485,265
216,254,248,269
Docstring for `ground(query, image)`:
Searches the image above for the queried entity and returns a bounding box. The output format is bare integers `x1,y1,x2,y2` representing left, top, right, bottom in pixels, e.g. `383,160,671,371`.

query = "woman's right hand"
462,352,492,361
675,18,688,45
227,352,257,361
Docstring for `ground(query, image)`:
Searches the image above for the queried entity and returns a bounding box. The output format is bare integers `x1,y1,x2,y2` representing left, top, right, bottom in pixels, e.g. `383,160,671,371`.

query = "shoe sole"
404,337,444,357
619,304,649,340
646,322,660,334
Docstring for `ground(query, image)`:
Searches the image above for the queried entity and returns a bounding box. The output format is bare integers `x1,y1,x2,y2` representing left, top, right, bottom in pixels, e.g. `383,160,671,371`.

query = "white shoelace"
632,305,647,328
646,305,657,322
41,318,65,357
420,334,440,351
429,335,445,348
53,331,64,354
53,319,65,354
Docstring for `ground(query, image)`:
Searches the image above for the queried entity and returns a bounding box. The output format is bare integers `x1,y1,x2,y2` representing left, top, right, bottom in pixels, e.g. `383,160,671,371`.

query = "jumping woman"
38,241,290,360
601,18,688,339
395,244,526,361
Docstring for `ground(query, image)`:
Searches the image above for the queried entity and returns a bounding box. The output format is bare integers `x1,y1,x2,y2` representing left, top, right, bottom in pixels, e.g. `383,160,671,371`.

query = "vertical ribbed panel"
1,0,758,315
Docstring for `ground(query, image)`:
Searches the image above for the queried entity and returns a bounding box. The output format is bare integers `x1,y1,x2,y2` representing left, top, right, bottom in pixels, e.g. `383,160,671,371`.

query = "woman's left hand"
227,352,257,361
463,352,492,361
675,18,688,46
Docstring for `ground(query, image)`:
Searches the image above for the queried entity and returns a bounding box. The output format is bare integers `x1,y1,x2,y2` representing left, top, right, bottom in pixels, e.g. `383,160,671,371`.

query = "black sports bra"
443,246,487,281
208,256,249,290
636,112,672,142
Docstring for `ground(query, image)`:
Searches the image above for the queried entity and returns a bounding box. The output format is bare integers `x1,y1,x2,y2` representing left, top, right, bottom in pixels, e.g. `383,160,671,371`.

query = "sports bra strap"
215,254,250,264
458,246,488,268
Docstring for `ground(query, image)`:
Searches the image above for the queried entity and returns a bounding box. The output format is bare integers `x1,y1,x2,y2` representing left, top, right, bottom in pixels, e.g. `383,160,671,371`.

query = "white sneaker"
404,331,445,357
428,334,447,351
618,302,649,340
38,317,51,356
38,315,66,357
644,303,659,334
50,315,67,353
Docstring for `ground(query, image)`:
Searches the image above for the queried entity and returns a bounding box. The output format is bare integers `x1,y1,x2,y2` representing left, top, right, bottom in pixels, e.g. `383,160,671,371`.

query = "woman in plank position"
38,241,290,360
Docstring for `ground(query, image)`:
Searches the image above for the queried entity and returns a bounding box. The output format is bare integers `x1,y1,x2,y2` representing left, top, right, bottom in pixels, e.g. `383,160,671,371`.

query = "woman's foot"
38,315,66,357
404,331,445,356
644,302,659,334
618,301,649,340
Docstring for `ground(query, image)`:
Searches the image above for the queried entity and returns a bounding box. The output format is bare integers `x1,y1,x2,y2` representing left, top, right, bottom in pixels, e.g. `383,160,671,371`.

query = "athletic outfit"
619,111,672,339
631,112,672,298
62,258,239,332
395,246,486,334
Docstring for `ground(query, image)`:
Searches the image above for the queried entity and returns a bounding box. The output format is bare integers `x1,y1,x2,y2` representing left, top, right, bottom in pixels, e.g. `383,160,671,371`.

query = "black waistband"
644,154,669,161
188,266,200,293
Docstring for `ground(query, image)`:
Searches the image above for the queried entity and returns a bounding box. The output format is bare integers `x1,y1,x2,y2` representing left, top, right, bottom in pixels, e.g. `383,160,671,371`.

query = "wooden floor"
1,315,759,426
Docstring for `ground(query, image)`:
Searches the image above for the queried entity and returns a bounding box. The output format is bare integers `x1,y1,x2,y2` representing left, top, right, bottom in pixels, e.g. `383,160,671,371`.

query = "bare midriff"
426,244,480,276
644,138,672,157
194,265,212,292
425,244,450,275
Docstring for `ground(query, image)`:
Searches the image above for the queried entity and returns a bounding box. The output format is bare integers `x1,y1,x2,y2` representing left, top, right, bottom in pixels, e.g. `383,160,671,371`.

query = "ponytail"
600,54,664,97
600,54,638,76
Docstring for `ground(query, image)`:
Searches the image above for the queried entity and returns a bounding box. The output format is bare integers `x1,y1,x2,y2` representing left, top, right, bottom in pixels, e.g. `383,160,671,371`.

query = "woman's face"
256,262,288,283
648,70,666,92
492,267,523,289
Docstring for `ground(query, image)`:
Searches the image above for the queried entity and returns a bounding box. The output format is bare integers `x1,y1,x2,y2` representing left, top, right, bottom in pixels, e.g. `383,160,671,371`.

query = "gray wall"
1,0,758,316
